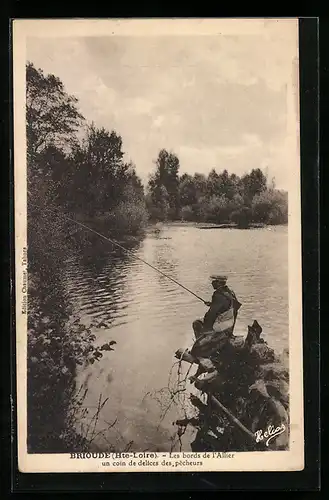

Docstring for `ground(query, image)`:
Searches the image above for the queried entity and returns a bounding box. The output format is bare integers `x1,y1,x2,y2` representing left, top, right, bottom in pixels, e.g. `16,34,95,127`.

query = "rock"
174,320,290,452
265,379,289,405
250,343,276,363
198,357,217,372
256,362,289,382
228,335,245,350
249,379,270,399
194,370,219,390
174,348,196,364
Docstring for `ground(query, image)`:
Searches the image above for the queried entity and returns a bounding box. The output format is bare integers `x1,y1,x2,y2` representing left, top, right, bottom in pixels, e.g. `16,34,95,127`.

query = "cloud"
27,31,295,189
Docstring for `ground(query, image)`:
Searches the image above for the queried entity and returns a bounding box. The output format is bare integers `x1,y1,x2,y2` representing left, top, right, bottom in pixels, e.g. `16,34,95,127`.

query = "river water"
63,224,288,452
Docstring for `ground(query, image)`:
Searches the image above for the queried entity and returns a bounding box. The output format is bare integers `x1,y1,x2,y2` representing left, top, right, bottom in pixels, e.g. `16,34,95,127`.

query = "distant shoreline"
73,213,288,236
149,221,288,230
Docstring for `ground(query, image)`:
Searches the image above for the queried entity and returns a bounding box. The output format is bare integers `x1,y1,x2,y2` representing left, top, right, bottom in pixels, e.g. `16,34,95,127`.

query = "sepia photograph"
14,18,303,472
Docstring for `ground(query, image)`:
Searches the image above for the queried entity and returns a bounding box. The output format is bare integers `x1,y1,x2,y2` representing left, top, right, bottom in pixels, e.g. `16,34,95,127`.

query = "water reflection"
62,237,142,327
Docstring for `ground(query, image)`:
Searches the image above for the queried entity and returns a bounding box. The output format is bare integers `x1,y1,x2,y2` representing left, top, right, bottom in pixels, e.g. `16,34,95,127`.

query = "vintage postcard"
14,18,303,473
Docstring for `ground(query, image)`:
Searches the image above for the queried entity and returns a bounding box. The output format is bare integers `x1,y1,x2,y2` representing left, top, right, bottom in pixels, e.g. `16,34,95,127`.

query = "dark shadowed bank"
26,62,288,453
26,62,148,452
27,204,144,452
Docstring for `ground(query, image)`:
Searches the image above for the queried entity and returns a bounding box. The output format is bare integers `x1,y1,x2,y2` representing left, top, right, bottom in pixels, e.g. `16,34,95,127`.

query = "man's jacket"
203,286,241,332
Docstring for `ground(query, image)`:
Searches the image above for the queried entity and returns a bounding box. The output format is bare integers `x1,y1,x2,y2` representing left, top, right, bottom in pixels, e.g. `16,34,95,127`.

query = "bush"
107,199,149,235
180,205,194,221
196,195,231,223
252,189,288,225
146,204,165,222
267,205,288,225
230,207,253,228
27,289,116,452
27,208,117,452
145,184,171,222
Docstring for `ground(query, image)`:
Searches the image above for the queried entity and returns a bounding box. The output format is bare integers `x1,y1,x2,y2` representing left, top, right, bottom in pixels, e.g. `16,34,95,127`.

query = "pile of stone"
174,320,289,452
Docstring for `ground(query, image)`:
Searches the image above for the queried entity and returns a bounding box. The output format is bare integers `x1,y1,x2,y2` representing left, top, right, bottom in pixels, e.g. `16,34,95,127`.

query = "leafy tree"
180,205,195,221
252,189,288,224
231,193,244,211
68,124,131,215
109,183,148,234
230,206,253,228
206,169,220,197
199,194,231,223
159,184,171,220
125,162,145,201
241,168,267,202
193,173,207,198
218,170,238,200
26,63,84,215
27,145,68,213
27,62,288,233
26,62,84,162
205,169,239,200
148,149,180,218
26,63,148,452
146,155,286,227
179,173,197,207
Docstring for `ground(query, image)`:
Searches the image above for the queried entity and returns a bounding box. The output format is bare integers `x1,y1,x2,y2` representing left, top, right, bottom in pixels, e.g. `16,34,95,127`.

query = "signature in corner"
254,424,286,447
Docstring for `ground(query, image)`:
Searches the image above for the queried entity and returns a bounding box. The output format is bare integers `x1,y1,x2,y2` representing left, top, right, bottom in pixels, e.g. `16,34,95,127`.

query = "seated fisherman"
192,275,241,339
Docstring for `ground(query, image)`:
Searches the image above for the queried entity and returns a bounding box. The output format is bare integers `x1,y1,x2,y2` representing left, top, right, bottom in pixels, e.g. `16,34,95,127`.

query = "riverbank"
27,208,134,453
73,212,146,242
195,222,268,229
147,220,287,230
72,213,287,238
27,267,111,453
174,322,289,452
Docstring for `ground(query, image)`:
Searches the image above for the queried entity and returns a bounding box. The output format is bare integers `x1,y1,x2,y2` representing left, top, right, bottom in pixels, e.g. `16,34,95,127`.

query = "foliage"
240,168,268,202
26,63,141,452
26,200,117,452
26,62,84,162
106,185,149,235
147,149,180,219
27,63,287,229
146,184,171,222
179,174,198,207
146,145,287,226
27,63,146,224
180,205,195,222
67,124,134,215
252,189,288,225
198,195,231,223
230,207,253,229
206,169,237,200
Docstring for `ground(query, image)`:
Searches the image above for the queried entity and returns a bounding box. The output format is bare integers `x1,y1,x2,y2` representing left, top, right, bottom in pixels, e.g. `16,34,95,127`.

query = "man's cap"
210,275,228,283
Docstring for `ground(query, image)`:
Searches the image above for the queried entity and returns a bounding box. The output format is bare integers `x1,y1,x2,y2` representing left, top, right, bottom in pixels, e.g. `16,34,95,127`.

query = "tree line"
26,62,125,451
27,61,287,233
146,151,288,228
27,62,147,237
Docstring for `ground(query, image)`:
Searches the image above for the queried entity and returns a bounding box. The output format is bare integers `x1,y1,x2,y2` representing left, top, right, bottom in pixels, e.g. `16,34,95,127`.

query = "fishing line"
29,202,207,304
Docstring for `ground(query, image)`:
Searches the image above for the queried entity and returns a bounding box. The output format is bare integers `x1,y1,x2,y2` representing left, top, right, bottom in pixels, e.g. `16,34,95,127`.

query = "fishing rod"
29,202,207,305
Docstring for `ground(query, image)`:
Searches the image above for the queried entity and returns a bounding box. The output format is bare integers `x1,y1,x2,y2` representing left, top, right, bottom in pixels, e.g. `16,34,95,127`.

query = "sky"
27,27,298,190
